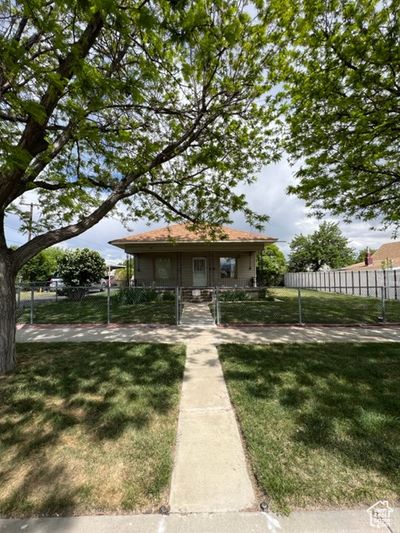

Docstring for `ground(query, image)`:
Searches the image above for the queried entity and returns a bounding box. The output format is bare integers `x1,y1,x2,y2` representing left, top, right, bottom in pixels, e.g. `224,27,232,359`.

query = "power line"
20,202,40,241
4,222,22,232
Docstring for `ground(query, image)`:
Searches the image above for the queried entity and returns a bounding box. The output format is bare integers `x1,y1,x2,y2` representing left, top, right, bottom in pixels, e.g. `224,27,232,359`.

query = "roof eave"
109,237,277,246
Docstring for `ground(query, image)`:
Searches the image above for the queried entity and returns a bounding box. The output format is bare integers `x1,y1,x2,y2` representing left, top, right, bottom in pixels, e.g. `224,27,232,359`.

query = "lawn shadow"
0,342,185,517
220,343,400,493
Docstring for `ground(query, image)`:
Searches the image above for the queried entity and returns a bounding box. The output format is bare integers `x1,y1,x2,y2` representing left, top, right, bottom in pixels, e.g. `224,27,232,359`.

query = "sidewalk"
16,323,400,345
1,508,399,532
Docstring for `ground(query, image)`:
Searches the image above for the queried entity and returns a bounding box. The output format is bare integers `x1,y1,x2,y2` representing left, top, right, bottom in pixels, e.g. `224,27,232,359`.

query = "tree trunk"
0,252,17,374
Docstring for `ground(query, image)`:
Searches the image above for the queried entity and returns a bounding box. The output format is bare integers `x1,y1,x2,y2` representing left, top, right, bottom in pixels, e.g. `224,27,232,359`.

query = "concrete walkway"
169,337,255,512
180,302,215,326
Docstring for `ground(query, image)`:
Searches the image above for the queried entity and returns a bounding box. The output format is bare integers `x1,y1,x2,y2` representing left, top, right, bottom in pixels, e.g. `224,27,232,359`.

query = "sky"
5,156,397,265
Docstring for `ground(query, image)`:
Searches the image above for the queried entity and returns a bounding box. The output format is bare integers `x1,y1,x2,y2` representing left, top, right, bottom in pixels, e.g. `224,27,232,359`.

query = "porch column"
176,252,181,287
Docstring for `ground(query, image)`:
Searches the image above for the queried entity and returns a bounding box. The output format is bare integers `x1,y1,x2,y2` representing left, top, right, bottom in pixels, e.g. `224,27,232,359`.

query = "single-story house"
342,242,400,271
109,224,277,287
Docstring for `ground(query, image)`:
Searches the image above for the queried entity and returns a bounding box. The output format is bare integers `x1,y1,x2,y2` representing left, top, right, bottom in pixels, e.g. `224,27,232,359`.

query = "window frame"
154,256,172,280
219,256,238,279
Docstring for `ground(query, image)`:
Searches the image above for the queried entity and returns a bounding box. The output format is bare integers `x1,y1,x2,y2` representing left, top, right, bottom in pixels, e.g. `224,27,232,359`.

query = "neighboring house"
109,224,276,287
342,242,400,271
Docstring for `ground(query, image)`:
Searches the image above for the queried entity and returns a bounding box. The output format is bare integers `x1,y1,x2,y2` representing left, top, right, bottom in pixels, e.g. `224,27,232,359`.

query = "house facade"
109,224,276,288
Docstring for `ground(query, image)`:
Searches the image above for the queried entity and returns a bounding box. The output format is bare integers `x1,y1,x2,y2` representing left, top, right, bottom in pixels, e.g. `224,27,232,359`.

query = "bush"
219,288,271,301
257,288,272,300
219,289,250,301
63,287,88,301
160,291,175,301
59,248,106,287
113,287,158,304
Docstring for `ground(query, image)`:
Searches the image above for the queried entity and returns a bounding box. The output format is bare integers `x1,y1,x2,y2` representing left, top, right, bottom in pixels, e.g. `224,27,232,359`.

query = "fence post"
380,287,386,323
107,283,111,324
55,280,58,302
30,287,34,325
298,288,303,324
212,288,216,324
216,287,220,325
175,287,180,326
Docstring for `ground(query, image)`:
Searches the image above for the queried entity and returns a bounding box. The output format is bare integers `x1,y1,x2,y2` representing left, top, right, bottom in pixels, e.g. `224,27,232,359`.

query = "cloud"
232,157,396,256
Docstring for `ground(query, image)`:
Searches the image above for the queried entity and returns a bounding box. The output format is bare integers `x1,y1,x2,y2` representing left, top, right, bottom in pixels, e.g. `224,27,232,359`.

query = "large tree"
275,0,400,227
0,1,280,372
18,246,65,282
58,248,105,287
256,243,287,286
288,222,355,272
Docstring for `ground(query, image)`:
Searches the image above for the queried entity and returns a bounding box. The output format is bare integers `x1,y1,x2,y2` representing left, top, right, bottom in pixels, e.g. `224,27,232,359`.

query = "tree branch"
12,189,124,270
141,187,197,222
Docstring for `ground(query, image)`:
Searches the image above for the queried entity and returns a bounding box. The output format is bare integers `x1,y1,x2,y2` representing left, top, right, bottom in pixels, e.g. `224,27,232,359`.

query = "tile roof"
342,241,400,270
109,223,276,244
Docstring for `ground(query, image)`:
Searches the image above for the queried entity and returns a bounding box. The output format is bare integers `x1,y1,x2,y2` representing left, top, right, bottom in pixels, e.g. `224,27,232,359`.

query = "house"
342,242,400,271
109,224,276,288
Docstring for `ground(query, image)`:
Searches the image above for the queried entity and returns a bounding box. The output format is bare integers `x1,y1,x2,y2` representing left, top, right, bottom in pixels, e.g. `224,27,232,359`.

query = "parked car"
49,277,64,292
49,277,107,294
88,279,107,292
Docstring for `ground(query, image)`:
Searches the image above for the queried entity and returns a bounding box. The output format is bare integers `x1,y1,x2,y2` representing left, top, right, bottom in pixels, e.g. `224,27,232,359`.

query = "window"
155,257,172,280
220,257,237,278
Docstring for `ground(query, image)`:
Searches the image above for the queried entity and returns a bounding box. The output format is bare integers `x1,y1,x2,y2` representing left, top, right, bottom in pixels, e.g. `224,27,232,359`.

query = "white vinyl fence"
284,269,400,300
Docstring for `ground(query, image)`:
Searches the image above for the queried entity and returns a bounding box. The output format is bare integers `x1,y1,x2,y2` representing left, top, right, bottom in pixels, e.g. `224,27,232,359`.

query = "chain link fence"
212,286,400,326
16,283,181,325
15,283,400,326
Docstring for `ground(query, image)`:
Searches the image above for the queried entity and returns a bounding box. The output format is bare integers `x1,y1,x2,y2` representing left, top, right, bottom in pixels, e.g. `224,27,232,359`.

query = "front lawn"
18,293,176,324
218,288,400,324
219,343,400,513
0,342,185,517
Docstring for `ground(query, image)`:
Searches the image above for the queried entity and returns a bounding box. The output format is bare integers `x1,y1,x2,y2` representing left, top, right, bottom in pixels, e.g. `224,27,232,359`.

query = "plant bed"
219,343,400,513
0,342,185,517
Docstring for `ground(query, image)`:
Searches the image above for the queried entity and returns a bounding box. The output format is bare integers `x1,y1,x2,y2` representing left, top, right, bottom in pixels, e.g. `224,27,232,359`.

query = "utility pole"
20,202,40,241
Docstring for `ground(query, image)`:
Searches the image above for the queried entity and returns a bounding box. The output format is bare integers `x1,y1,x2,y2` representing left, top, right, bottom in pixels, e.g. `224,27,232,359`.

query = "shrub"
257,288,272,300
219,289,250,301
218,288,271,301
113,287,158,304
63,287,88,301
59,248,106,287
160,291,175,301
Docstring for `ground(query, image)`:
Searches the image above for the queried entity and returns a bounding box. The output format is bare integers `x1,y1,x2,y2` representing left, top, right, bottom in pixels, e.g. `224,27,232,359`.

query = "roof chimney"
364,247,373,266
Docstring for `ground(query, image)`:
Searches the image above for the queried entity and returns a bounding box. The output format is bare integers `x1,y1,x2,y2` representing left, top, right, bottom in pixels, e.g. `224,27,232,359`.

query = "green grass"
18,292,176,324
218,288,400,324
219,343,400,513
18,290,57,300
0,342,185,517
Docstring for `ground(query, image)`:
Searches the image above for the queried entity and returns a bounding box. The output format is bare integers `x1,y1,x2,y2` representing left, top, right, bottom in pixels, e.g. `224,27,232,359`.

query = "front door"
192,257,207,287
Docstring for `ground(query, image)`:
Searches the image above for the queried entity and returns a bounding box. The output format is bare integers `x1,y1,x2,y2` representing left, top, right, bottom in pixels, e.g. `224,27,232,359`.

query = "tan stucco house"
109,224,276,287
